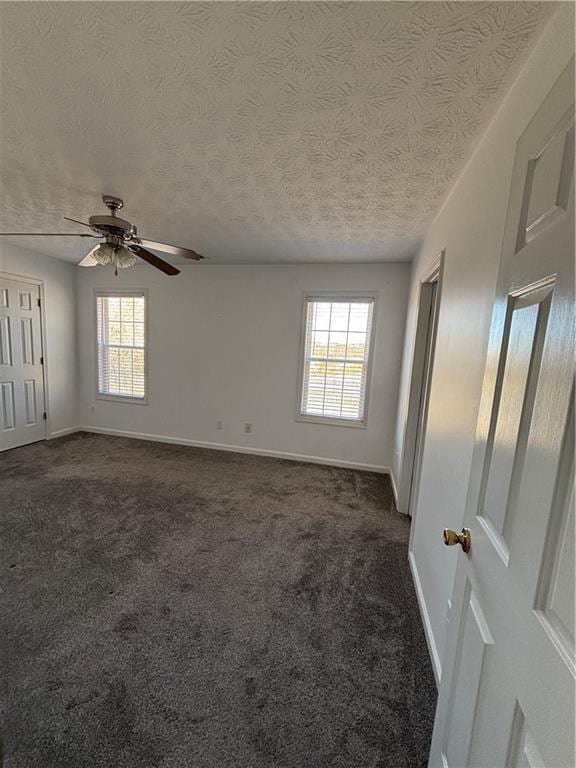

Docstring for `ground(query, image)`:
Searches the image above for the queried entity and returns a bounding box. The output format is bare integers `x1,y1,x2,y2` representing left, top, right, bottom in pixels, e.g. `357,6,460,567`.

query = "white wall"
0,242,79,436
77,263,410,473
394,4,575,682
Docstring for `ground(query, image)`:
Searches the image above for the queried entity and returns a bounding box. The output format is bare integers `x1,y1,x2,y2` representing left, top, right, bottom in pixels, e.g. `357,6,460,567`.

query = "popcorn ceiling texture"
0,1,550,263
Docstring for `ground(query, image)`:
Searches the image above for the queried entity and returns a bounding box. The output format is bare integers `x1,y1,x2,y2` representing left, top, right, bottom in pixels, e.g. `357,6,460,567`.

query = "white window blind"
300,297,374,423
96,293,146,399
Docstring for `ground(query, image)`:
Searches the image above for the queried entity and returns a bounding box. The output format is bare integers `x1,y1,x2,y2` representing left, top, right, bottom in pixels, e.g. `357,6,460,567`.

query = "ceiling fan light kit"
92,243,138,271
0,195,204,276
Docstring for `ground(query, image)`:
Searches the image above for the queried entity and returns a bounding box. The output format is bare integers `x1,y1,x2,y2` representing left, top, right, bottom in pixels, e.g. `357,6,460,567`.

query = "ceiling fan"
0,195,204,275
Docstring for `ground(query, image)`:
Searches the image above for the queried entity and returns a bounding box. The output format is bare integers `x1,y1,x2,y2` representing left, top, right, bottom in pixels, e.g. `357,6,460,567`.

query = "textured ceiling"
0,1,551,265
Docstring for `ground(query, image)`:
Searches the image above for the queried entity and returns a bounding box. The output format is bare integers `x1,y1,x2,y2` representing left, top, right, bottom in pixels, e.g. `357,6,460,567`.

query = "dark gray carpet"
1,432,436,767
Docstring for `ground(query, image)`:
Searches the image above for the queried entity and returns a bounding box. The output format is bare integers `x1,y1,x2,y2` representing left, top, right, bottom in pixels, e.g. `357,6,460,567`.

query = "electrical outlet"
244,423,252,434
216,420,223,430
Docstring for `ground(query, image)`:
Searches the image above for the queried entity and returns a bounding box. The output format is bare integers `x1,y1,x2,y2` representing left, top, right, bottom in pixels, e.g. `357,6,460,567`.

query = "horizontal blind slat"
300,298,373,422
97,294,146,399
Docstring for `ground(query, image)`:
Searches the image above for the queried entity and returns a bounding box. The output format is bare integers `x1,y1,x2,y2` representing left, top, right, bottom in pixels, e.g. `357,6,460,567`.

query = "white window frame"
296,292,377,428
94,289,148,404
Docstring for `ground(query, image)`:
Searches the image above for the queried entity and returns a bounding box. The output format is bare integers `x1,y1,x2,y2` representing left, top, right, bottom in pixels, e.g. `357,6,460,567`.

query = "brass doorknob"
443,528,471,553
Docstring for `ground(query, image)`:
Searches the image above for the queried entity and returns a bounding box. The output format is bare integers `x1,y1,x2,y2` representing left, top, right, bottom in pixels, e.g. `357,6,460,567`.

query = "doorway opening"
399,252,444,519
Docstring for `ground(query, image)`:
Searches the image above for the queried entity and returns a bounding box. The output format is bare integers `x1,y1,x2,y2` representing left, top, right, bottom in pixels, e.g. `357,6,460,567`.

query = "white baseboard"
79,425,392,476
409,550,441,686
48,426,81,439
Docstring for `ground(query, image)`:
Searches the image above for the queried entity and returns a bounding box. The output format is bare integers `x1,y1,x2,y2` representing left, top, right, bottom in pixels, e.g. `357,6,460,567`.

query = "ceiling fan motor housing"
88,214,137,240
88,196,137,242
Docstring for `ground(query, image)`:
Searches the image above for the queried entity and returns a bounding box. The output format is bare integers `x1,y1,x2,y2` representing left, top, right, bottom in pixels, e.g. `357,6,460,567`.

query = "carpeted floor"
1,432,436,767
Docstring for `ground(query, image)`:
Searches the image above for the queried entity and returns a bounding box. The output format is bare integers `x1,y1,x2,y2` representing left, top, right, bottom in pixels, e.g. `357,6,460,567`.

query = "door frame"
398,250,444,518
0,271,49,442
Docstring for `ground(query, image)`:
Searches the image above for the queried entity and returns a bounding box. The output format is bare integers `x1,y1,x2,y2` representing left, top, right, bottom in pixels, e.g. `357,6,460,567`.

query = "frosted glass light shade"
116,247,138,269
93,243,138,269
93,242,115,265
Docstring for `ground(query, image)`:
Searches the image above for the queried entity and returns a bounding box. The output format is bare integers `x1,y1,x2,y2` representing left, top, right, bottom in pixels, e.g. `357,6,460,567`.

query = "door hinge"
43,412,47,420
40,356,44,365
37,298,41,308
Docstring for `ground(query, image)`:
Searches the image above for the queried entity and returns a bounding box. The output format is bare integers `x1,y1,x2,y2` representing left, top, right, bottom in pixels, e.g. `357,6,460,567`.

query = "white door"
0,277,46,451
429,60,574,767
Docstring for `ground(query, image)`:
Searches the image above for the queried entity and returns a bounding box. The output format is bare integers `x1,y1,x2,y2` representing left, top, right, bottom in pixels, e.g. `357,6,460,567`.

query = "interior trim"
409,550,442,686
77,425,392,476
48,426,82,439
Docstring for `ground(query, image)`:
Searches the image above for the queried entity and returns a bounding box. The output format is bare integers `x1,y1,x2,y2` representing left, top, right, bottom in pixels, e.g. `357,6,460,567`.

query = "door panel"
18,290,32,310
480,282,553,562
508,704,545,768
429,59,574,768
518,110,574,249
0,277,46,450
24,379,37,425
0,315,12,365
535,397,575,673
21,315,35,364
541,483,575,658
1,381,16,430
442,583,494,768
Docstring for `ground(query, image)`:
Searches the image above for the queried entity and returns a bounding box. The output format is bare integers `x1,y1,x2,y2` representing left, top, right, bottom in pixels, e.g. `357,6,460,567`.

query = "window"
96,292,146,400
298,295,375,425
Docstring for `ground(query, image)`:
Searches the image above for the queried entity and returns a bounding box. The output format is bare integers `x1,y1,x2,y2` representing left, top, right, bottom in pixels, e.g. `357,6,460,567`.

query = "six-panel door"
0,278,46,451
429,59,575,768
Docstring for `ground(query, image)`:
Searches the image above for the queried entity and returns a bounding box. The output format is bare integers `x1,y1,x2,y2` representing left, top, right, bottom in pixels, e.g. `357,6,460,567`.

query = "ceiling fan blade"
78,246,100,267
0,232,98,237
64,216,93,229
137,238,203,260
130,244,180,275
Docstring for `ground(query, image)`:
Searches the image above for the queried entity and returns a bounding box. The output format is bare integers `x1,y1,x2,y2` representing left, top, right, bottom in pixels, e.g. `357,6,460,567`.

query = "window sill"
96,394,148,405
295,414,367,429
